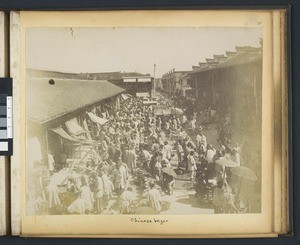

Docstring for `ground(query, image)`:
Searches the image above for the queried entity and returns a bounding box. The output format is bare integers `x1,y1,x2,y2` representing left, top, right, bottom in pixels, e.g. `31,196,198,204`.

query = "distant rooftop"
89,71,149,80
162,69,191,78
192,45,262,74
26,68,149,81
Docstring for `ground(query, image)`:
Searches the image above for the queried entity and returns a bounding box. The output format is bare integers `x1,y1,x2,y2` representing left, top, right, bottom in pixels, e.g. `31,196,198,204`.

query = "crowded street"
25,26,263,216
26,88,260,216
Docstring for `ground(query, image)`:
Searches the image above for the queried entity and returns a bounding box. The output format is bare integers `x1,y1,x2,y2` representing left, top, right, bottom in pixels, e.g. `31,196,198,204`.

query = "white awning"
65,117,87,136
121,93,132,101
52,127,82,142
136,92,150,97
142,100,157,105
87,112,108,125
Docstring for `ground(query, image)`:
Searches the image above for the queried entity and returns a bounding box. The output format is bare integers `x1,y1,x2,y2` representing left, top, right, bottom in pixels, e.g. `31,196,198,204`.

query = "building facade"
27,69,153,98
26,77,125,169
190,47,262,117
87,72,153,97
161,69,190,94
189,46,263,193
178,73,192,97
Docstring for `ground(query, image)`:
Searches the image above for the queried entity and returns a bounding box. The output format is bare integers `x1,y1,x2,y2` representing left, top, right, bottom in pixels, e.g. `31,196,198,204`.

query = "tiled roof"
27,78,125,124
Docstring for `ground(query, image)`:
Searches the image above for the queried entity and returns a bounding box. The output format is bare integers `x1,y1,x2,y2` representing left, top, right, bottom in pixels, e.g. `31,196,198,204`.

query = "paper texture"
10,11,21,236
9,9,289,237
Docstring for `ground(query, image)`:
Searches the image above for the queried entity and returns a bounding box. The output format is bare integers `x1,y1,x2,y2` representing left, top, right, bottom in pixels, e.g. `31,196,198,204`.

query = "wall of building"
190,58,263,188
161,71,190,94
109,78,153,97
190,59,262,117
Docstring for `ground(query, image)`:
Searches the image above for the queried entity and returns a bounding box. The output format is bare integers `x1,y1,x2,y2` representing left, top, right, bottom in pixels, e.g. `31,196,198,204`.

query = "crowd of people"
160,91,248,213
27,92,248,216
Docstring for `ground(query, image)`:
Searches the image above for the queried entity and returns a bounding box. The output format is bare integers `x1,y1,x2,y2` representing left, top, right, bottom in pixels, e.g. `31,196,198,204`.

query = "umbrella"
230,166,258,181
230,166,257,201
162,110,170,115
161,167,177,178
172,107,183,115
215,158,238,168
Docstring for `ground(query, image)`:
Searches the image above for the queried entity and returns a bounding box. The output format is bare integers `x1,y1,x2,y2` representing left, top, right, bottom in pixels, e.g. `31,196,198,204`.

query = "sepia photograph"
25,26,263,217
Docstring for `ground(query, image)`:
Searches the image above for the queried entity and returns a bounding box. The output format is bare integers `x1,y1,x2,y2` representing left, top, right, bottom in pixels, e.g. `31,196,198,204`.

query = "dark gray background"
0,0,297,244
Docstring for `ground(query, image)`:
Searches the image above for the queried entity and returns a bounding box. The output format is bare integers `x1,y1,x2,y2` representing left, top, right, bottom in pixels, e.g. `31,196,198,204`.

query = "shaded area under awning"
86,112,108,125
65,117,87,136
51,127,84,143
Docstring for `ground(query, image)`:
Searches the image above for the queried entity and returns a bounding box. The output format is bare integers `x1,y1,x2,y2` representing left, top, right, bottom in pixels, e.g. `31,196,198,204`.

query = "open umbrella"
230,166,258,200
215,158,238,180
230,166,257,181
161,167,177,178
215,158,238,168
172,107,183,115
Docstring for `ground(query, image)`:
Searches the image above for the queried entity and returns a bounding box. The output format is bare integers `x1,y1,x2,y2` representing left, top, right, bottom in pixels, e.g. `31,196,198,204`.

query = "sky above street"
26,27,262,77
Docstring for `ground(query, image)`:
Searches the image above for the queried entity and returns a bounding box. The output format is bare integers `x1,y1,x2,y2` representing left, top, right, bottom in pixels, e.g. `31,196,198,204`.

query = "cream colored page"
0,11,8,236
17,10,276,237
10,11,21,236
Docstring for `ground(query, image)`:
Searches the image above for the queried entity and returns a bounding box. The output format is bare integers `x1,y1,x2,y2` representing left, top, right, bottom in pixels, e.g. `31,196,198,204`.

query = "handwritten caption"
130,217,168,225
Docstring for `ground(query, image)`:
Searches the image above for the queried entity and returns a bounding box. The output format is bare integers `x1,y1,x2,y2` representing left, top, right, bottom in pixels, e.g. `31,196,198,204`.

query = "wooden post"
45,130,49,166
253,74,258,116
195,75,198,100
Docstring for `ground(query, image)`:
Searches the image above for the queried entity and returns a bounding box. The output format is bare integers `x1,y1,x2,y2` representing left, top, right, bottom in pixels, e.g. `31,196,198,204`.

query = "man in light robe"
206,144,216,164
124,144,137,174
147,182,162,213
231,147,241,166
163,141,173,162
181,114,187,127
190,118,196,132
100,171,114,208
79,176,94,213
114,159,128,195
140,148,152,170
120,187,136,214
187,150,197,181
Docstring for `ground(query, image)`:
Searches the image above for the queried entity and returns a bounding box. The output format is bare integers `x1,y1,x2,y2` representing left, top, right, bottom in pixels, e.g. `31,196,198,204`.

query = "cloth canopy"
136,92,150,97
52,127,82,143
87,112,108,125
101,110,109,119
65,117,87,136
121,94,132,101
143,100,157,106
